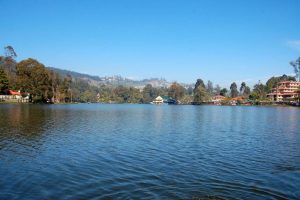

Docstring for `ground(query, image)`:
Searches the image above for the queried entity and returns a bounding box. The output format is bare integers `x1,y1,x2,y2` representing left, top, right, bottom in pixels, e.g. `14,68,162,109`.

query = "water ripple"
0,104,300,199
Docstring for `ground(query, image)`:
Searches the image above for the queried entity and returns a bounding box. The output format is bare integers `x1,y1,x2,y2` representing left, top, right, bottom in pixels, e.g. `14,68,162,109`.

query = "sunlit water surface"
0,104,300,199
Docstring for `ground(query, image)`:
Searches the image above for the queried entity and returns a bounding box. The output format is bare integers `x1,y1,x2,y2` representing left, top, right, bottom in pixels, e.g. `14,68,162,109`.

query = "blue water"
0,104,300,199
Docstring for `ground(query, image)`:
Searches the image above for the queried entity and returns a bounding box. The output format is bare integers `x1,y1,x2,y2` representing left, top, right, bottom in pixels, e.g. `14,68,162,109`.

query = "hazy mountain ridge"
47,67,192,88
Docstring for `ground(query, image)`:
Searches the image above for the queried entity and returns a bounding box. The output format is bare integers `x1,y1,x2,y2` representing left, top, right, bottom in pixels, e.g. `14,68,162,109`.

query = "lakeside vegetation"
1,46,300,105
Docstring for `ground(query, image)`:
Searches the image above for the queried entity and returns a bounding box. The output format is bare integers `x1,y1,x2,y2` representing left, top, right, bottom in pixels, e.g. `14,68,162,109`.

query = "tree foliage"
240,82,246,94
220,88,228,96
3,45,296,105
0,68,9,94
168,82,185,100
16,58,52,102
252,81,267,100
193,78,209,103
206,80,214,95
4,46,17,58
265,74,296,93
230,82,238,98
193,79,205,93
214,84,221,95
244,86,251,97
290,57,300,81
240,82,251,97
193,85,210,103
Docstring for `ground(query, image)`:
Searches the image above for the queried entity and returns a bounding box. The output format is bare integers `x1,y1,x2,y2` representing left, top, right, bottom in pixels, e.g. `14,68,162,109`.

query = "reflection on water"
0,104,300,199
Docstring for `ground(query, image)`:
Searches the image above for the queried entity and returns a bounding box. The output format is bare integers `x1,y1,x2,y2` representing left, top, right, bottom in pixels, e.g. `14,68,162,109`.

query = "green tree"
265,75,296,93
214,84,221,95
206,80,214,95
0,46,17,89
220,88,228,96
240,82,246,94
290,57,300,81
244,86,251,97
4,46,17,58
16,58,52,102
230,82,238,98
58,75,73,102
142,84,155,103
81,90,97,102
193,79,209,104
253,81,267,100
168,82,185,100
187,86,193,95
0,68,9,94
128,87,143,103
49,71,61,102
114,85,130,103
193,79,205,94
193,85,209,103
249,91,259,101
239,82,251,97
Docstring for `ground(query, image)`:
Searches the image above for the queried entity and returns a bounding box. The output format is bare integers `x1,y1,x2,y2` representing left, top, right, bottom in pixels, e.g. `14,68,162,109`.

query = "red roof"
9,90,21,95
212,95,226,100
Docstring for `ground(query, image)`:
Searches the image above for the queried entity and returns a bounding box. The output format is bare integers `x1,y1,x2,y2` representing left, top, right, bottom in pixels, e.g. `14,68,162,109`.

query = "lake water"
0,104,300,199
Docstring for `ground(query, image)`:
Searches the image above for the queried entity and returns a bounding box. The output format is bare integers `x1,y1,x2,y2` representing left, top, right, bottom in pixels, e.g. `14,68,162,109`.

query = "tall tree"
4,46,17,58
193,79,205,94
193,85,209,103
16,58,52,102
230,82,238,98
0,46,17,89
244,86,251,97
290,57,300,81
0,68,9,94
49,71,61,102
206,80,214,95
187,86,193,95
142,84,155,103
168,82,185,100
193,79,209,103
240,82,246,94
60,74,72,102
253,81,267,100
214,84,221,95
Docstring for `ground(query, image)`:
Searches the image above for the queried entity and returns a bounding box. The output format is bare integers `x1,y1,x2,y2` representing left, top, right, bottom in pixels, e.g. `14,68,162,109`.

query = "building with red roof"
8,90,22,96
267,81,300,102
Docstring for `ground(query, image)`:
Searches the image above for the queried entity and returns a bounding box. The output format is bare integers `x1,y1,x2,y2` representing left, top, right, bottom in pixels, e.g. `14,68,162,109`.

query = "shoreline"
0,101,299,107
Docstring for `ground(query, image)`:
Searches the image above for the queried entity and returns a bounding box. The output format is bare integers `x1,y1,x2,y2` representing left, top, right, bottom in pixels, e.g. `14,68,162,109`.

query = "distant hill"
47,67,192,89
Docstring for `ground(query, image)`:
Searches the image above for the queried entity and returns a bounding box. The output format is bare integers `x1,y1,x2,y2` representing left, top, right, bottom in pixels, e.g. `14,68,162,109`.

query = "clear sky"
1,0,300,87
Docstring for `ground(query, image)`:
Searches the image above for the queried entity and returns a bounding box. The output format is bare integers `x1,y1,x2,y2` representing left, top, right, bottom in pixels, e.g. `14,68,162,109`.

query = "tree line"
1,46,299,104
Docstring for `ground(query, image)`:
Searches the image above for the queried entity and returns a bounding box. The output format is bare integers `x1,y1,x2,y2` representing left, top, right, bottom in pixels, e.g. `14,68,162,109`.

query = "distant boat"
167,98,177,105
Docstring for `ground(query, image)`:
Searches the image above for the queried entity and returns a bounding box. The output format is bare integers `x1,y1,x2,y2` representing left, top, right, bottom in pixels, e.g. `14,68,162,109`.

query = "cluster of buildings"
0,90,30,103
211,81,300,104
151,81,300,105
267,81,300,102
1,81,300,105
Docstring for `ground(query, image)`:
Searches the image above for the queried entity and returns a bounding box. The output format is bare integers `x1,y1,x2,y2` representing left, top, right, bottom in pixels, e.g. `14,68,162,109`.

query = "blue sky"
1,0,300,87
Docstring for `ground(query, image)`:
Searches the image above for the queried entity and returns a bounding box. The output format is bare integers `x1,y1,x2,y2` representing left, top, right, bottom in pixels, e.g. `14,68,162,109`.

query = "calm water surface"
0,104,300,199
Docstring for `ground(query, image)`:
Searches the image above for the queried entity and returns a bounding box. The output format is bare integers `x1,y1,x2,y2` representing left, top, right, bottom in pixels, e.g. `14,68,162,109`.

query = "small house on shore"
0,90,30,103
211,95,226,104
152,96,164,104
